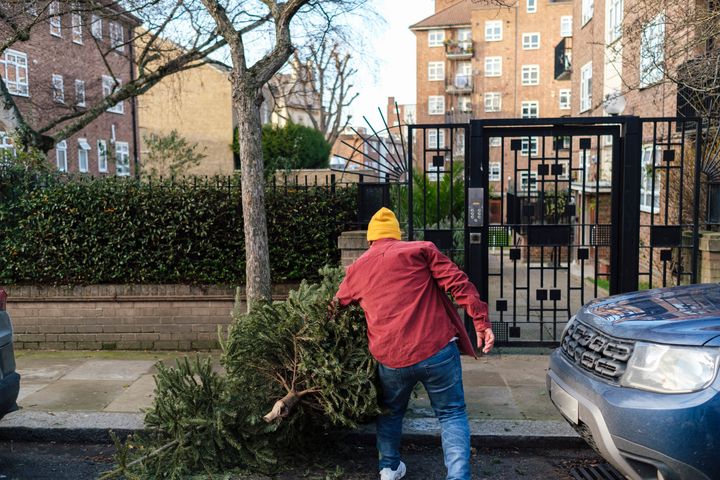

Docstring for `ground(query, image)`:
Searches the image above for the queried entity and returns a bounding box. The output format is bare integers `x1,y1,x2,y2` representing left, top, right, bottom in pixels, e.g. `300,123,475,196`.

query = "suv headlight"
620,343,720,393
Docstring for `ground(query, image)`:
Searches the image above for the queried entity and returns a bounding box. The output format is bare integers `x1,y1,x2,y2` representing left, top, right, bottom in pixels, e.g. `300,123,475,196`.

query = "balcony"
554,37,572,80
446,74,473,94
445,109,472,124
445,40,474,60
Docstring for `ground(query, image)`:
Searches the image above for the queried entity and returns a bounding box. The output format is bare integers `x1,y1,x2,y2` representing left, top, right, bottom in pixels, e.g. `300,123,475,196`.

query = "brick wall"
338,231,369,269
5,284,297,350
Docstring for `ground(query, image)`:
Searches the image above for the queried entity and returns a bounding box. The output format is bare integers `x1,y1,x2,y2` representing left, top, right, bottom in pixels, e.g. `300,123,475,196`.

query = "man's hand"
327,297,340,319
476,327,495,354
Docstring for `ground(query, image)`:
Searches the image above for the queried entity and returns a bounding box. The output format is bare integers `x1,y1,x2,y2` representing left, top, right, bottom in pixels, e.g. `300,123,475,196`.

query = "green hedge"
0,169,357,285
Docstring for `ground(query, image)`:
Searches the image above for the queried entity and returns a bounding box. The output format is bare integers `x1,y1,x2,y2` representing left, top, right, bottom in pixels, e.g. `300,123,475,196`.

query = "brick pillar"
338,231,369,269
699,231,720,283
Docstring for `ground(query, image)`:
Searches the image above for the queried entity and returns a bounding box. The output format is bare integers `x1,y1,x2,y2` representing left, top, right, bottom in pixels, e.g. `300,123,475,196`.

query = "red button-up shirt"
335,238,489,368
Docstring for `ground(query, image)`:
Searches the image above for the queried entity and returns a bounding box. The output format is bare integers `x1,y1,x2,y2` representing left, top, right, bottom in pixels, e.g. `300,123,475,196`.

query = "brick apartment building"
410,0,574,189
0,1,140,176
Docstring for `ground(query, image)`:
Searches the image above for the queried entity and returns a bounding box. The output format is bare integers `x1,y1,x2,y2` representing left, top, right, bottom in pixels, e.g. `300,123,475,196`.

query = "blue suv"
547,283,720,480
0,289,19,419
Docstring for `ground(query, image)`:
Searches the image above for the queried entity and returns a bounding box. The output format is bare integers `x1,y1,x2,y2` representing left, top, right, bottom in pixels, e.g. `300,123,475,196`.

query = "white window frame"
428,95,445,116
457,28,472,48
454,61,472,89
522,33,540,50
527,0,537,13
78,138,90,172
521,138,539,157
428,129,446,149
74,79,86,107
49,1,61,37
640,13,665,88
521,100,539,118
0,131,15,162
485,21,502,41
56,140,67,172
428,29,445,47
561,16,573,37
490,137,502,147
484,92,502,112
521,65,540,85
559,89,571,110
582,0,594,26
607,0,623,43
489,162,501,181
109,21,124,52
102,75,124,114
428,61,445,81
640,145,661,213
115,141,130,176
1,49,29,97
458,95,472,113
520,170,539,190
52,74,64,103
91,14,103,39
71,12,83,44
580,62,593,112
97,139,108,173
484,56,502,77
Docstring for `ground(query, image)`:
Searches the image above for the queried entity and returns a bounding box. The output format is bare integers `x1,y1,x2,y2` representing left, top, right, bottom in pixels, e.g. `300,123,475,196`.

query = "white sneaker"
379,461,406,480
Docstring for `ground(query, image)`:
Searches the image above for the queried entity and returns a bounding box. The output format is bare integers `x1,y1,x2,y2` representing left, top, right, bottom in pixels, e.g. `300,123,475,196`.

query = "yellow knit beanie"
367,207,401,241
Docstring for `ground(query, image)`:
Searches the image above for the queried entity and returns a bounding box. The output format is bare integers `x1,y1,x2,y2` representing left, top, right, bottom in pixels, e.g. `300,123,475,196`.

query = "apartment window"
521,65,540,85
485,21,502,41
428,129,446,149
49,1,61,37
458,95,472,113
582,0,594,26
607,0,623,42
489,162,501,181
91,15,103,39
484,92,502,112
522,33,540,50
520,170,539,190
109,21,124,52
78,138,90,172
0,131,14,163
455,61,472,88
97,139,108,173
640,13,665,88
115,141,130,176
1,49,29,96
71,12,83,44
428,29,445,47
457,28,472,48
521,100,539,118
102,75,124,114
527,0,537,13
428,95,445,115
561,16,573,37
557,160,570,180
428,61,445,81
490,137,502,147
559,89,571,110
640,145,661,212
51,74,64,103
580,62,592,111
56,140,67,172
75,79,85,107
485,56,502,77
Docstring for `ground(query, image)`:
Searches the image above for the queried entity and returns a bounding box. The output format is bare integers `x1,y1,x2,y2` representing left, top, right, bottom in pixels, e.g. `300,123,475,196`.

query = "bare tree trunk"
233,80,272,309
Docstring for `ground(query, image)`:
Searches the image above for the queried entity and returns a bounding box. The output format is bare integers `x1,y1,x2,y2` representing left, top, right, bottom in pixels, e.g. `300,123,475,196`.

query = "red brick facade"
0,3,138,176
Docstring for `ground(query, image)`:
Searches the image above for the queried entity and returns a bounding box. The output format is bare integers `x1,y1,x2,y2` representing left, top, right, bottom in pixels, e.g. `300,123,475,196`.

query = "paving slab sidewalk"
0,349,581,446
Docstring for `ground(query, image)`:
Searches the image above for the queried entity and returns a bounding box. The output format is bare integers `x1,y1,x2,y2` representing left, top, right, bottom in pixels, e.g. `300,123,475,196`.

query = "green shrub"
0,167,357,285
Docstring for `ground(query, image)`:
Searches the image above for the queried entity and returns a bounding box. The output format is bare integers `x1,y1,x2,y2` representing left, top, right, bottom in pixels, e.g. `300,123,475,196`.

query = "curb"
0,411,585,449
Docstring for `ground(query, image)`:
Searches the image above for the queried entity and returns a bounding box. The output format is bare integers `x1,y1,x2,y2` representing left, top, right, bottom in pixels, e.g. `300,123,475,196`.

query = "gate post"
610,116,642,294
467,121,488,301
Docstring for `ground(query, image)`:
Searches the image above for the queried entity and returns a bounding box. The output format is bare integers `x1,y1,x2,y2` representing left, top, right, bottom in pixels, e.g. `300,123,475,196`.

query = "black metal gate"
467,116,705,346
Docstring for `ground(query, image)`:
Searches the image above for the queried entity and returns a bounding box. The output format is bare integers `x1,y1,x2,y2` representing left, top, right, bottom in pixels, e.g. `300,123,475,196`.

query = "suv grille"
561,321,634,382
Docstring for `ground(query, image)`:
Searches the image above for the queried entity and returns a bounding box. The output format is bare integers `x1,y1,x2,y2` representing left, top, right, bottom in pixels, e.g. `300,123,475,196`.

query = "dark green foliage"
104,267,379,478
0,167,357,285
233,122,331,178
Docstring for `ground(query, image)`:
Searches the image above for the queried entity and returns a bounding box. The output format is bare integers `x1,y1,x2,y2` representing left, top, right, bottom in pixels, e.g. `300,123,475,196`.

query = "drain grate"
569,463,625,480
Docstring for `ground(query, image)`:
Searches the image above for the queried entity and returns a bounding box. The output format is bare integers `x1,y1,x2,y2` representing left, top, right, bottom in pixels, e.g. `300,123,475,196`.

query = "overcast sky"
346,0,434,127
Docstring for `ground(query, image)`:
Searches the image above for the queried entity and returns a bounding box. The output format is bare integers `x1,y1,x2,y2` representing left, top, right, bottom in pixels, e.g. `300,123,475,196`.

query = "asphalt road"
0,441,605,479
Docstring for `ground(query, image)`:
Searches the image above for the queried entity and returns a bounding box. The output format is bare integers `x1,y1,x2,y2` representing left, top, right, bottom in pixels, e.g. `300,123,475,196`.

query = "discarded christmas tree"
102,266,380,478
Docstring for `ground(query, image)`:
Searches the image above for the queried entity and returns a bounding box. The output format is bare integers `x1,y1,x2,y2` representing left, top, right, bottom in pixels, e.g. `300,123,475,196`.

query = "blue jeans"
376,341,470,480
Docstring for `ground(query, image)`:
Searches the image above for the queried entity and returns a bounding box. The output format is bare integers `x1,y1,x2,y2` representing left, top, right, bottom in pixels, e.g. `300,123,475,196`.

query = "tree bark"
233,78,272,310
